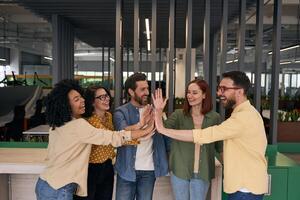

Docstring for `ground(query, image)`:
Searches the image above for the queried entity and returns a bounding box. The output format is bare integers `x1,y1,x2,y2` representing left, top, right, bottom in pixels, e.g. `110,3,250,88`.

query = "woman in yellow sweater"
35,79,154,200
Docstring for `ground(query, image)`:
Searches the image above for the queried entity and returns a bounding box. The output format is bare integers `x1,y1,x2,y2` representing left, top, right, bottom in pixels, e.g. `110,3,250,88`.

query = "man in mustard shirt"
153,71,268,200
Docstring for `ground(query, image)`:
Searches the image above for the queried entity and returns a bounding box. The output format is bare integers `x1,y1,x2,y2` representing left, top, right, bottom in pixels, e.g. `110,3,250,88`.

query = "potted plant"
277,110,300,142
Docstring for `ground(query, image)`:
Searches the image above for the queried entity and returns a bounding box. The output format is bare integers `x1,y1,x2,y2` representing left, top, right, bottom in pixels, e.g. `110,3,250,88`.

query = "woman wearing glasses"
74,85,115,200
35,80,154,200
163,79,222,200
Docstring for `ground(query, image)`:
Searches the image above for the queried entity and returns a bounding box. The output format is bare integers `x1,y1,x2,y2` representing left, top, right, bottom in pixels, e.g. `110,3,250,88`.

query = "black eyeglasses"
95,94,110,101
217,86,242,93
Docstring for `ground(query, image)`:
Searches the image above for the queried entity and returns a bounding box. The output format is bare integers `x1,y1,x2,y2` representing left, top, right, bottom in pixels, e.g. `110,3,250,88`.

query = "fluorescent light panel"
145,18,151,51
0,58,6,61
226,59,238,64
74,52,98,57
145,18,150,40
268,44,300,55
280,61,291,65
147,40,151,51
44,56,52,60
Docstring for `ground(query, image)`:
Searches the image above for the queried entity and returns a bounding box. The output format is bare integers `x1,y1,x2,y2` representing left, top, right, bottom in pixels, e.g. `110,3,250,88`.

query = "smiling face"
129,80,149,106
217,78,239,109
68,89,85,119
186,83,206,107
93,88,110,112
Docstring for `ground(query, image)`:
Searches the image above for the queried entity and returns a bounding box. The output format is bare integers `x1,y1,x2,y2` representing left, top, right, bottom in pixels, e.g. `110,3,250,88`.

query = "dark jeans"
35,178,77,200
116,170,156,200
74,159,114,200
228,191,264,200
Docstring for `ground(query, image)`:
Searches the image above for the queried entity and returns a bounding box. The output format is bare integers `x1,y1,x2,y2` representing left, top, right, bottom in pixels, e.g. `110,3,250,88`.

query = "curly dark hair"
124,72,147,95
45,79,84,129
83,85,112,118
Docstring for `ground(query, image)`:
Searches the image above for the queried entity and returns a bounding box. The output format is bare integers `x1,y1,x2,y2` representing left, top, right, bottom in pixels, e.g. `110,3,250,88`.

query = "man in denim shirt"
114,73,168,200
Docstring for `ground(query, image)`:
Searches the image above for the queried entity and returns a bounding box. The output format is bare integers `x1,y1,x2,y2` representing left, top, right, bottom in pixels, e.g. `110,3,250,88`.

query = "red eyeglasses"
217,86,242,93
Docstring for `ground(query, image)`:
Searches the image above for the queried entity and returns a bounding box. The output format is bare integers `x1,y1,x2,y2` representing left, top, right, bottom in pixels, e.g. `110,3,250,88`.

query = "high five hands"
152,88,168,133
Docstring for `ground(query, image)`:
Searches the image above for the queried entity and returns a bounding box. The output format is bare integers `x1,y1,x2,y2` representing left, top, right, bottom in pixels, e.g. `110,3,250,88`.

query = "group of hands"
138,89,168,140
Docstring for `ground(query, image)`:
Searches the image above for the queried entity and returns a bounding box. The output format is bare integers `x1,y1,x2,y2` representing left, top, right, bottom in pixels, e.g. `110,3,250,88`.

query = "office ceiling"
0,0,299,59
15,0,257,48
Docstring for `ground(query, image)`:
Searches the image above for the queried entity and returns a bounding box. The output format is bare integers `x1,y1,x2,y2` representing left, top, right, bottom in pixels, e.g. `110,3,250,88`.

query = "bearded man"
153,71,268,200
114,72,168,200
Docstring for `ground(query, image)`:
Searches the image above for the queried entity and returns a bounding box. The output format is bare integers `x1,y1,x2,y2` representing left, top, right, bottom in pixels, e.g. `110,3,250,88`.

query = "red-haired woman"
163,79,222,200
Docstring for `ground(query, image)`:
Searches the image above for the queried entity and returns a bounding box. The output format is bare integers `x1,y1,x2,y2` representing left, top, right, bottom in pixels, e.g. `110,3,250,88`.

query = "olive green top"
164,109,222,181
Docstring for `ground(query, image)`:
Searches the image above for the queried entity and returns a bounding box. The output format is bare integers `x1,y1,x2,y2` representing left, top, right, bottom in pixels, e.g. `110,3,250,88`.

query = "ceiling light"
280,61,291,65
0,58,6,61
268,44,300,55
74,52,98,57
109,57,115,62
147,40,151,52
145,18,151,51
226,59,238,64
295,60,300,63
145,18,150,40
44,56,52,61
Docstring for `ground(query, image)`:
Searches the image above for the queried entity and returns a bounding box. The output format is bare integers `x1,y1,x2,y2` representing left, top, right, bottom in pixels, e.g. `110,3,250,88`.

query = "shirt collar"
128,101,142,110
232,100,251,113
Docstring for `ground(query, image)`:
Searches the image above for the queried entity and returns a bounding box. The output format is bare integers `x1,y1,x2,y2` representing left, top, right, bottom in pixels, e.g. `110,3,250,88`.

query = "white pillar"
166,48,196,98
10,48,21,74
175,48,186,97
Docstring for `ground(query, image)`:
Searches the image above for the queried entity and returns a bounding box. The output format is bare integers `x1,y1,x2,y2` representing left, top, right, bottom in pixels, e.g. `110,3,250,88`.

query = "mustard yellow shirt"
193,100,268,194
87,113,116,163
40,118,131,196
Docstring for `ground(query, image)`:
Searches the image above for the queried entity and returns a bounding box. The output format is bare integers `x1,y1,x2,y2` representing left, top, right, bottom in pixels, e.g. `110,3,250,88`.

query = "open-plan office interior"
0,0,300,200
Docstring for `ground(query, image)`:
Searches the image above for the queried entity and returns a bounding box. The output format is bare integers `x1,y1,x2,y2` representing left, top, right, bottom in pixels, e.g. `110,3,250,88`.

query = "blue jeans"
35,178,77,200
170,173,210,200
228,191,264,200
116,170,156,200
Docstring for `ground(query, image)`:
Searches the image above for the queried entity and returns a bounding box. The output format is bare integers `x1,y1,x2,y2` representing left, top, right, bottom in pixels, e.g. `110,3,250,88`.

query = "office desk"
23,125,49,142
0,148,47,200
0,146,222,200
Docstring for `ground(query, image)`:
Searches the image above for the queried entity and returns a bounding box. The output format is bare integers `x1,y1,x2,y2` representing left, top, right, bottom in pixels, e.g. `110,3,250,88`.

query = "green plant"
278,110,300,122
261,99,270,110
278,112,285,122
290,110,300,121
175,97,185,105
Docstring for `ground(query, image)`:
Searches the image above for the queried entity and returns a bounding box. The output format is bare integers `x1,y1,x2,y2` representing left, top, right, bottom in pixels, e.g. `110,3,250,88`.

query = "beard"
133,93,148,106
222,98,236,110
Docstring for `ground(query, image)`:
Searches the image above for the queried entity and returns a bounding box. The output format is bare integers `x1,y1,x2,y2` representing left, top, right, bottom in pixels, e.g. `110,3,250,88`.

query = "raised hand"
151,88,167,133
151,88,168,112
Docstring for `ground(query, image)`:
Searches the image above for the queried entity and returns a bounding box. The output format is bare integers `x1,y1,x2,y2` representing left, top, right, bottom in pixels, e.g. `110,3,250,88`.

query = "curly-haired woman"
35,79,154,200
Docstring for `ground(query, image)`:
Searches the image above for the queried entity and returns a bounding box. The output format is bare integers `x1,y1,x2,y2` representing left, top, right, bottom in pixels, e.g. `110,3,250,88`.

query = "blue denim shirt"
113,102,169,182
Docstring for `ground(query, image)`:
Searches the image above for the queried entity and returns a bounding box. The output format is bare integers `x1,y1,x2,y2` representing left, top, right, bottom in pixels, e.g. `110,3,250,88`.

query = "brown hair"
183,79,213,115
